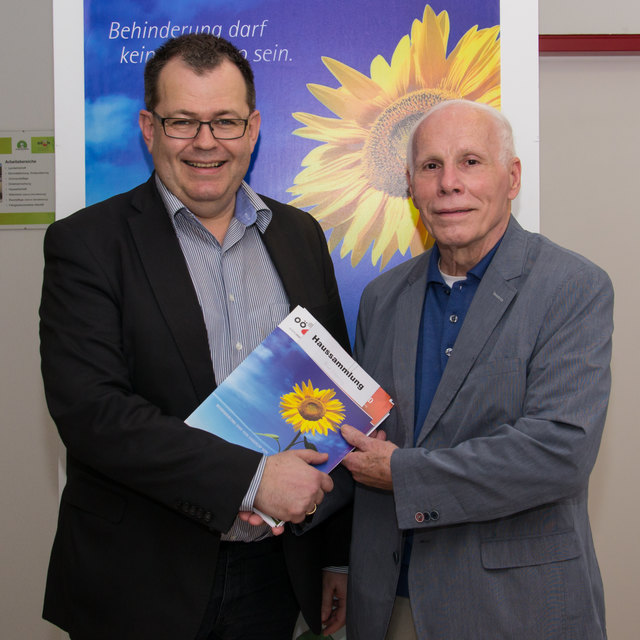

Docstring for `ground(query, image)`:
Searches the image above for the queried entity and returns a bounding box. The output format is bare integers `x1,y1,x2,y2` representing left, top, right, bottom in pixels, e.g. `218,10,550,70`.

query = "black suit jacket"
40,177,351,639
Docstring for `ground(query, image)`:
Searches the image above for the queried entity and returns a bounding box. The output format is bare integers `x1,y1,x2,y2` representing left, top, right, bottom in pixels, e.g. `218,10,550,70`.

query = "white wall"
539,53,640,639
1,1,639,638
539,0,640,34
0,1,62,637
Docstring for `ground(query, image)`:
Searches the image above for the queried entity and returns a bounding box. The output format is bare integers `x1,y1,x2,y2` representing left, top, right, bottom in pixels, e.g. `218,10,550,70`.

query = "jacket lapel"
127,179,216,401
260,203,306,308
415,217,528,446
391,252,431,448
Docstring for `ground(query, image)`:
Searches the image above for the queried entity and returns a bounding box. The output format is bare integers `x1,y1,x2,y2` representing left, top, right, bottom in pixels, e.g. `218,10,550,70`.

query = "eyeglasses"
152,112,250,140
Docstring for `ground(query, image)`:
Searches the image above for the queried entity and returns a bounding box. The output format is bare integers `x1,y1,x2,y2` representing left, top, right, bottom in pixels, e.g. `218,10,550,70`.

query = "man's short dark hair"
144,34,256,112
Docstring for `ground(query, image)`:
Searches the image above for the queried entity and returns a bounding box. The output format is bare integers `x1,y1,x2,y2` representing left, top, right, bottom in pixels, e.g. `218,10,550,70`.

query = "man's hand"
341,424,397,490
321,570,347,635
253,449,333,523
238,510,286,535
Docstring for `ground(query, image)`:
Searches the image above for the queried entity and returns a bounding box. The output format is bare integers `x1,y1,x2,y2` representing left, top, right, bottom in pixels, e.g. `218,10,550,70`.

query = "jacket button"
393,551,400,564
204,512,212,523
430,510,440,521
415,512,425,523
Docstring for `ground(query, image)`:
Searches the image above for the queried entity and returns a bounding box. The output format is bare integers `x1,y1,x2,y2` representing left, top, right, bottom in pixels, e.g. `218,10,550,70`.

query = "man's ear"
139,110,155,153
406,170,414,201
508,157,522,201
247,110,261,152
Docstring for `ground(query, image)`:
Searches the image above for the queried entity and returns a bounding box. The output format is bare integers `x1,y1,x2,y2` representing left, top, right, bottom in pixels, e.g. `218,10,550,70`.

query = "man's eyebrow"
464,151,484,157
165,109,243,118
416,152,442,162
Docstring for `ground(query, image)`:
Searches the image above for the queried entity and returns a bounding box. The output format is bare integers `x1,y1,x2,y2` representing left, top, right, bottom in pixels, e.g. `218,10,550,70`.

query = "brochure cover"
185,306,393,475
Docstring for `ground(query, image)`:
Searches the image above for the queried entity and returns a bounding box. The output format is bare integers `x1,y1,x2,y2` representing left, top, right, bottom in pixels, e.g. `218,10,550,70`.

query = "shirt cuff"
323,566,349,574
240,454,267,512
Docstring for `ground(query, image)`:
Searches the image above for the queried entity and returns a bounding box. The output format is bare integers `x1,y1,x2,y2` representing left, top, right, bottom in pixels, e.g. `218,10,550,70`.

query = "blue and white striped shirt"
157,175,289,541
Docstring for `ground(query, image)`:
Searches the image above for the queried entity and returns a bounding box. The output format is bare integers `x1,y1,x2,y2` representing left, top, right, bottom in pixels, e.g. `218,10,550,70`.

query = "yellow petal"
341,188,386,262
322,57,385,102
306,83,382,126
387,34,412,98
292,112,367,143
411,7,449,88
369,54,395,96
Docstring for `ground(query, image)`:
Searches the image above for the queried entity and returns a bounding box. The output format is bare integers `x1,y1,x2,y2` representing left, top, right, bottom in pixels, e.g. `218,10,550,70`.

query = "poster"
53,0,539,339
0,131,55,226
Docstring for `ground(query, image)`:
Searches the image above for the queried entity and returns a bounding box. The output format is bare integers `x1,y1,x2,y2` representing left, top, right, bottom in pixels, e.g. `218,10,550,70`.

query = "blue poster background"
84,0,499,341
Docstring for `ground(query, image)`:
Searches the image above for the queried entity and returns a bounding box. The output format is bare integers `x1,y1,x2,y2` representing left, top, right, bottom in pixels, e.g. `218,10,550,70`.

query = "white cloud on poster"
85,95,140,148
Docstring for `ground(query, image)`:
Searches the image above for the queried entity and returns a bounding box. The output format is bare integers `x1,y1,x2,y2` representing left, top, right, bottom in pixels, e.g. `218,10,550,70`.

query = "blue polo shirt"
397,239,501,597
413,241,500,442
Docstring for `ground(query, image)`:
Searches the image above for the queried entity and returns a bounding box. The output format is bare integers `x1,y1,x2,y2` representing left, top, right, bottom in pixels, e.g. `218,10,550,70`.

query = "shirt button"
445,347,453,357
449,314,458,323
229,293,235,302
235,342,243,351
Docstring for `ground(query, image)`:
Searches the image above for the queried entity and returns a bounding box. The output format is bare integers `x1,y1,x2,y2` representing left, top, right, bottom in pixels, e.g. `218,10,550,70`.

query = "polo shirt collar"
427,237,504,286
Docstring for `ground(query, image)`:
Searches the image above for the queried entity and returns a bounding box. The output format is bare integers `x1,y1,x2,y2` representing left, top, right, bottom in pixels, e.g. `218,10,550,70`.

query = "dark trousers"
195,536,300,640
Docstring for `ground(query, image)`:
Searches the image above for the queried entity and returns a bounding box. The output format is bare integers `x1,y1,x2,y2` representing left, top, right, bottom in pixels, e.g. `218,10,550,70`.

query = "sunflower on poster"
288,4,501,268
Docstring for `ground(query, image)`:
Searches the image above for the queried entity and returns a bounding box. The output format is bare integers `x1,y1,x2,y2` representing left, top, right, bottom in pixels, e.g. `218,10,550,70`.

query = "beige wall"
0,0,62,637
539,54,640,638
539,0,640,34
1,1,638,638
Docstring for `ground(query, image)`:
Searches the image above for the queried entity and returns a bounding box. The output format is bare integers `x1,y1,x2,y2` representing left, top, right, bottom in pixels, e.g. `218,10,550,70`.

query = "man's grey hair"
406,100,516,177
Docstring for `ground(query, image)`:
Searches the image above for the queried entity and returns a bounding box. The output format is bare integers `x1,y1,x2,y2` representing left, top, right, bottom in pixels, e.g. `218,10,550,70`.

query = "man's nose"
439,164,462,193
192,123,219,148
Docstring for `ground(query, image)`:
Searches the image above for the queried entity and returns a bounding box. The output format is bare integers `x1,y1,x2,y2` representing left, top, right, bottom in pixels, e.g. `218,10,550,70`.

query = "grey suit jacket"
347,217,613,639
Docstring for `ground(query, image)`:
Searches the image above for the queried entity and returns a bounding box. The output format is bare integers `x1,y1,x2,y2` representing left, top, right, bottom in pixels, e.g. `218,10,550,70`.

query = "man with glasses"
40,34,349,640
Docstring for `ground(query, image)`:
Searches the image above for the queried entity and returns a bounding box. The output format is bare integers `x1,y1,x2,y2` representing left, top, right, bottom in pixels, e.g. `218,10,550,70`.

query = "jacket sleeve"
390,259,614,530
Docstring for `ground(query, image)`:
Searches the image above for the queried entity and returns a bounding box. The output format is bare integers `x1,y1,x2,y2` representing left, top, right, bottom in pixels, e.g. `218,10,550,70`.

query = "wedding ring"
306,504,317,516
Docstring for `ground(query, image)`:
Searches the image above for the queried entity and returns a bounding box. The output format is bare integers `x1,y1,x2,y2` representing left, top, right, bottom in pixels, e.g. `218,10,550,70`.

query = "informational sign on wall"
0,131,55,226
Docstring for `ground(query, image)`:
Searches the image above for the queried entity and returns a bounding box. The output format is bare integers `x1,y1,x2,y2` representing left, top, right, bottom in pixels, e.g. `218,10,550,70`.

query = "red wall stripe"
539,34,640,55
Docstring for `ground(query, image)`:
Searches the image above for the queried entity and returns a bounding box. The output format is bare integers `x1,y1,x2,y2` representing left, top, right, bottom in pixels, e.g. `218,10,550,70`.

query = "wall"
0,0,62,638
1,1,638,638
539,0,640,34
539,53,640,638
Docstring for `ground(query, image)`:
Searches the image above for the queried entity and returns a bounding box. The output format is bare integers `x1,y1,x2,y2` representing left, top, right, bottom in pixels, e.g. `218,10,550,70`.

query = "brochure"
185,306,393,524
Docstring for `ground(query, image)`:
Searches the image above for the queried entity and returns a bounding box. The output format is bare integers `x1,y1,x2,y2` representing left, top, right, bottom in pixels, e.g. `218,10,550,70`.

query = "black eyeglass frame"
152,111,250,140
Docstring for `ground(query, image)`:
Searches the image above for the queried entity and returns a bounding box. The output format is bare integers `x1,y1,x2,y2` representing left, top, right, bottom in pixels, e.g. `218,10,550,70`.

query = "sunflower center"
298,398,326,421
363,88,459,197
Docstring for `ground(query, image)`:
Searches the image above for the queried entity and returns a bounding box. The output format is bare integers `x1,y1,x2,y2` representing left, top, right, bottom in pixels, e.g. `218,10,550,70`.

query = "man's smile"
184,160,225,168
434,207,473,215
